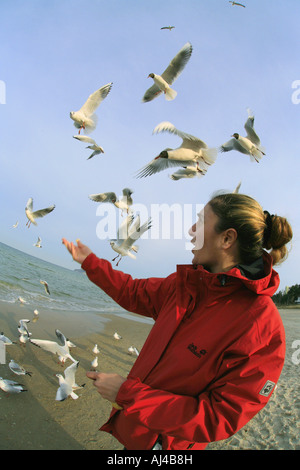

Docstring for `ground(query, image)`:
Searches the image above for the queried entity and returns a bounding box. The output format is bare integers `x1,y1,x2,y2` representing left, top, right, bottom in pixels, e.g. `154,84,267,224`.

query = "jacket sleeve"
114,324,285,445
81,253,174,320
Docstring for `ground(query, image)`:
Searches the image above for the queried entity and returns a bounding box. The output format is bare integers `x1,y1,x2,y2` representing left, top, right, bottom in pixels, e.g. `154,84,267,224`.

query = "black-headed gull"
25,198,55,228
136,121,217,178
220,109,265,162
70,82,112,134
169,164,207,181
73,135,104,159
9,359,32,376
110,215,152,266
55,361,84,401
0,333,17,345
160,25,175,31
40,280,50,295
229,1,246,7
18,319,31,337
142,42,192,102
89,188,134,215
91,356,98,370
33,236,42,248
30,329,77,364
0,377,27,394
128,346,139,356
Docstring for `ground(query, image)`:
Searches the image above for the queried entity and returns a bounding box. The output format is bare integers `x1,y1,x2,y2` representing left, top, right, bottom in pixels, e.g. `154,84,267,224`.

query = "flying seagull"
110,214,152,266
89,188,134,215
169,164,207,181
160,25,175,31
30,329,77,364
73,135,104,159
229,1,246,7
142,42,193,102
25,198,55,228
220,109,265,162
55,361,85,401
136,121,217,178
33,236,42,248
12,221,19,228
40,280,50,295
70,82,112,134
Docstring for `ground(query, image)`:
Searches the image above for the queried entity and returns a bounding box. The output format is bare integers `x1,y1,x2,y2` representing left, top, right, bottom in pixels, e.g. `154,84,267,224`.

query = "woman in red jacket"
62,192,292,450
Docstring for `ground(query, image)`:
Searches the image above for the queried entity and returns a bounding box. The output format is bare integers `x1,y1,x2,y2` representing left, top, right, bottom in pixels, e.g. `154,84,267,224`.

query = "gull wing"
25,198,34,212
64,361,79,386
161,42,193,85
32,205,55,219
89,192,117,203
244,111,261,145
117,214,135,240
73,135,97,144
79,83,113,117
135,152,196,178
121,218,152,250
220,138,250,155
30,338,60,355
153,121,208,151
55,329,67,347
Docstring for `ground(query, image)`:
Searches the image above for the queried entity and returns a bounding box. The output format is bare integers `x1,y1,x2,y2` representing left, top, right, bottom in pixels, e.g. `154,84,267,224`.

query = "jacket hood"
181,251,280,298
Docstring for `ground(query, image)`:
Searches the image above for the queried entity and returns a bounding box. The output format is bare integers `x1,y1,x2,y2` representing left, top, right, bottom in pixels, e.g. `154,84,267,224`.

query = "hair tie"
263,210,273,244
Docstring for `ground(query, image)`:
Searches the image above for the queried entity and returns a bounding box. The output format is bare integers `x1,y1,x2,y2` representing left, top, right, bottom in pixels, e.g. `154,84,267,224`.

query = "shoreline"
0,300,299,450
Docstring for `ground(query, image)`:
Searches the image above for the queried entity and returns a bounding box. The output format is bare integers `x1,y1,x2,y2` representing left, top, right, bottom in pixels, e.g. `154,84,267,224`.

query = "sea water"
0,242,153,324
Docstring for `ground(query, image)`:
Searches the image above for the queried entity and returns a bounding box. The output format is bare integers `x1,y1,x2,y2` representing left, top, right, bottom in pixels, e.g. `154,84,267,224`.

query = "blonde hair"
209,193,293,265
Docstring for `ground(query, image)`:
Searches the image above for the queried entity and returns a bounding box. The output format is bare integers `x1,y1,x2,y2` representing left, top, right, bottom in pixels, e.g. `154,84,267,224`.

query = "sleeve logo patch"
259,380,276,397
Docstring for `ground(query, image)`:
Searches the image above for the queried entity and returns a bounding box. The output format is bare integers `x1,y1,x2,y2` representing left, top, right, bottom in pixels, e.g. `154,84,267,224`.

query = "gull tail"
201,147,218,165
165,88,177,101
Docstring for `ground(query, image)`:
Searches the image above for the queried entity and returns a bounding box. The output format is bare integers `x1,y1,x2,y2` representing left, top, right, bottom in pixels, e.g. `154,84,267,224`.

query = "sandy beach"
0,300,299,451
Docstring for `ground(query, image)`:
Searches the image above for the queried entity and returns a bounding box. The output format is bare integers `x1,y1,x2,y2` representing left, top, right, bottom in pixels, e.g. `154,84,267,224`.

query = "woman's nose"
188,223,196,237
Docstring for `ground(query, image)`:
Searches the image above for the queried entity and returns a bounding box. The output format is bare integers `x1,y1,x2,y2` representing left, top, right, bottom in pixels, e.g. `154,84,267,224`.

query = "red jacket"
81,252,285,450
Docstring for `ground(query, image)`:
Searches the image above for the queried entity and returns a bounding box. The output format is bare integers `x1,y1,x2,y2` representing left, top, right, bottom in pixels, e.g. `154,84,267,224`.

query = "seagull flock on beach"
0,308,138,399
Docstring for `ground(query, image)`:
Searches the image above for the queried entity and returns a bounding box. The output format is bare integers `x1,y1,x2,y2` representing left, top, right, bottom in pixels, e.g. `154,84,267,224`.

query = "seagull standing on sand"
73,135,104,159
220,109,265,162
142,42,193,102
56,361,84,401
9,359,32,376
128,346,139,356
89,188,134,215
25,198,55,228
136,121,217,178
0,333,17,345
92,344,100,354
113,332,122,340
70,82,113,134
30,329,77,364
91,356,98,370
110,214,152,266
0,377,27,394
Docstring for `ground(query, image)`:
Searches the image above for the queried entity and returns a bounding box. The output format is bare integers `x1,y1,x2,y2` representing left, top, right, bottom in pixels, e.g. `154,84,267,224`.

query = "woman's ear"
222,228,238,249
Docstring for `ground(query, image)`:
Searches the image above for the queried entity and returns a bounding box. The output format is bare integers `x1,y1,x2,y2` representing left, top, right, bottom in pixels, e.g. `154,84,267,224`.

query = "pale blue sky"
1,0,299,291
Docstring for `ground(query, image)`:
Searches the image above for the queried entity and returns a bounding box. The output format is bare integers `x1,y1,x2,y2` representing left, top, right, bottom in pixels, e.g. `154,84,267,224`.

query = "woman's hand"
86,371,126,404
62,238,92,264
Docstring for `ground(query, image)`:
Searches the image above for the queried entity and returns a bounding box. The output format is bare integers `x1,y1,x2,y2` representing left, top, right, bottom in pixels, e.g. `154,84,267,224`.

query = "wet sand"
0,300,299,450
